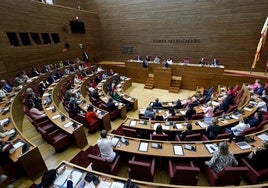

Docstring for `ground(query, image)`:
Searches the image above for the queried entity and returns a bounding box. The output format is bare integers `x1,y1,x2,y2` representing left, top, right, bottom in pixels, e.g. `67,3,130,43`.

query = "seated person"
164,60,169,68
202,102,214,118
257,98,267,112
230,117,250,136
68,93,81,107
29,103,46,119
107,98,117,112
205,142,238,173
0,124,13,139
153,124,166,135
248,79,261,91
199,57,206,65
97,66,103,72
108,69,114,76
163,108,176,120
185,104,196,120
0,86,6,99
173,99,183,109
142,60,147,68
47,73,57,84
177,123,193,141
144,106,156,119
0,80,12,93
64,85,73,102
246,140,268,171
26,88,42,109
136,55,142,61
111,91,123,102
43,65,50,73
152,98,162,108
69,103,82,117
31,68,40,77
254,82,264,95
36,167,73,188
218,94,234,113
211,58,219,66
97,129,118,163
204,118,221,140
166,57,173,64
73,74,80,85
145,55,151,61
85,105,99,125
55,69,63,80
38,79,49,95
13,73,25,87
153,56,160,63
248,111,263,128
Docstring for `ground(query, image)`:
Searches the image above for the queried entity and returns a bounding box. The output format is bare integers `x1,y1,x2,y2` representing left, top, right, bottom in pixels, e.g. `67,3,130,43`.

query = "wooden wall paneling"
0,0,102,79
88,0,268,72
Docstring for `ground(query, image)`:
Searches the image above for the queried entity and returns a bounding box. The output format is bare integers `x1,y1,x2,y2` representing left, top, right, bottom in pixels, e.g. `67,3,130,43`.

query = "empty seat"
168,159,200,185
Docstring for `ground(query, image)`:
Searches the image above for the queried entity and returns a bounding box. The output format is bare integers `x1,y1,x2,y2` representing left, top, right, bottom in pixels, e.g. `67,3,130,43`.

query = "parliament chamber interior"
1,0,268,188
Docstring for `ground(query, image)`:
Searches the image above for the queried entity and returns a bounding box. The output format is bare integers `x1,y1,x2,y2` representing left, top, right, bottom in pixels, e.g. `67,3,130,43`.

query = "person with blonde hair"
205,142,238,173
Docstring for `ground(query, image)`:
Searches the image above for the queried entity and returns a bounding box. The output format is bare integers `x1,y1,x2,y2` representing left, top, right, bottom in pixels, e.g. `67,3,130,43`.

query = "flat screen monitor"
69,21,86,33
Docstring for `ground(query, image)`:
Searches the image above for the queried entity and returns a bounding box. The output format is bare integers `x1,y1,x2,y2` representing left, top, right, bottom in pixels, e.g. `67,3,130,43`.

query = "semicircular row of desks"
4,61,267,185
46,70,266,159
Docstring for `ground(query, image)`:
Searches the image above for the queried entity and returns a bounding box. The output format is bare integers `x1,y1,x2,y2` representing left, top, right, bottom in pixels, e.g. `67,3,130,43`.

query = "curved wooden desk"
51,160,268,188
111,128,266,158
6,77,48,180
96,73,127,119
78,72,112,131
43,74,88,149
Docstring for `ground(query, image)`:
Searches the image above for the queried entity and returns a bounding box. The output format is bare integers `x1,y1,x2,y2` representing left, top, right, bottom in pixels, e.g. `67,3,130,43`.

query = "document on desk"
173,145,184,155
197,121,209,128
162,125,169,130
98,180,111,188
175,123,183,129
64,121,73,128
179,110,187,115
43,93,50,97
129,120,136,127
111,181,124,188
244,107,253,111
205,144,218,154
138,141,148,152
62,170,83,187
236,141,252,150
54,169,72,187
84,181,95,188
257,133,268,141
13,140,25,149
46,106,54,110
52,114,61,119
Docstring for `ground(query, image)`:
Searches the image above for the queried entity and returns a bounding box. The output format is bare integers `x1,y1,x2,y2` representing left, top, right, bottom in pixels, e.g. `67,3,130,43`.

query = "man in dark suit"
152,98,162,108
47,73,56,84
82,48,89,63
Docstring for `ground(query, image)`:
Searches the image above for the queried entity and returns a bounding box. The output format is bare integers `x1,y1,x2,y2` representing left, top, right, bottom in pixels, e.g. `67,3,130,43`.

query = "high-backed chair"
122,127,137,138
88,153,121,175
226,104,238,114
205,165,248,186
183,57,190,64
99,103,120,120
176,133,202,141
214,109,224,117
47,129,73,152
202,132,232,141
150,133,168,141
241,158,268,184
128,156,155,182
168,160,200,185
190,113,204,120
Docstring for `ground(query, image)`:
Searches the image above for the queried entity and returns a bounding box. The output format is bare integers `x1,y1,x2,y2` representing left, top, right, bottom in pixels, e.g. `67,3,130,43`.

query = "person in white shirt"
97,129,117,163
257,98,267,112
166,58,173,64
154,56,160,63
231,117,250,136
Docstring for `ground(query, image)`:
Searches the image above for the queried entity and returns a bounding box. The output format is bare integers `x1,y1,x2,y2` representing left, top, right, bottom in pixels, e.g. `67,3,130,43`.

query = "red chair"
47,129,73,152
214,109,224,117
128,156,155,182
150,133,168,141
190,113,204,120
88,153,121,175
205,165,248,186
176,133,202,141
226,104,238,114
168,160,200,185
122,127,137,138
241,158,268,184
202,132,232,141
183,57,190,64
